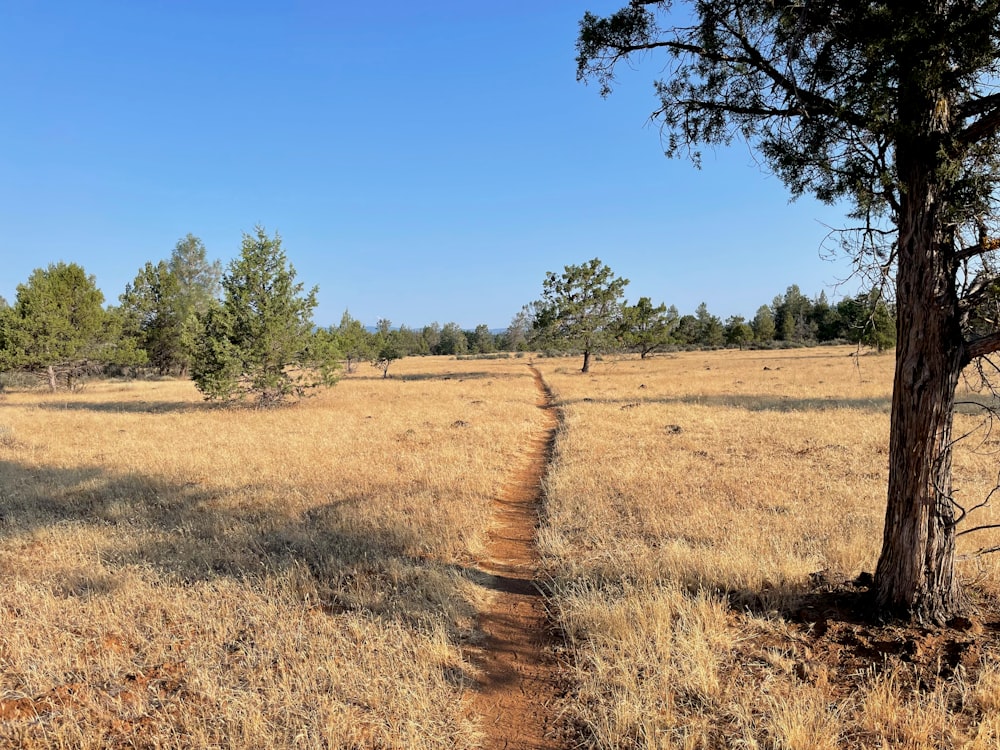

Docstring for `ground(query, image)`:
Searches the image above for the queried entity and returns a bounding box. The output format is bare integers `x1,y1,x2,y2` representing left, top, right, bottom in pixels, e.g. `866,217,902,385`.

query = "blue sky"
1,1,860,330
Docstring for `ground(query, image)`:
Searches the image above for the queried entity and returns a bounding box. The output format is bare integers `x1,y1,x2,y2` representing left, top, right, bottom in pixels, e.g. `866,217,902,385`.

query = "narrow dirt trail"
464,364,564,750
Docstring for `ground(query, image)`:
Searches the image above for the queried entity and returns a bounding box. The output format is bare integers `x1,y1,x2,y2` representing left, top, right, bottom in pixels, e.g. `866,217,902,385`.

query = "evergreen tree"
1,263,128,391
533,258,629,372
438,322,468,356
333,310,374,373
420,323,442,355
169,234,222,373
119,235,220,375
471,324,496,354
371,318,403,378
751,305,776,344
190,226,338,406
620,297,676,357
839,291,898,353
504,306,535,352
578,1,1000,620
694,302,725,346
724,316,754,350
120,260,184,374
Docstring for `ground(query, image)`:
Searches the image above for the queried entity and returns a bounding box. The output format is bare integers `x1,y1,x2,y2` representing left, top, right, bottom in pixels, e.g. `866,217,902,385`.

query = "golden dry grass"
7,346,1000,749
535,347,1000,750
0,357,541,748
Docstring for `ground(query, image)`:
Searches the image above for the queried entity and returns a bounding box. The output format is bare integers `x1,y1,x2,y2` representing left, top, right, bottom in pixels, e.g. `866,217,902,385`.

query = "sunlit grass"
0,358,541,748
536,346,1000,749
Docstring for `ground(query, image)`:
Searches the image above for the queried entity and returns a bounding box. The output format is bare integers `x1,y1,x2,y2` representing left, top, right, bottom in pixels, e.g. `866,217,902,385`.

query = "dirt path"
464,364,564,750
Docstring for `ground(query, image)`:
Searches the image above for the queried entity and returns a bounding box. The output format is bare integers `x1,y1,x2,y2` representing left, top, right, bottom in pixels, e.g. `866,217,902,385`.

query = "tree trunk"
874,294,964,622
47,365,57,393
874,107,965,622
581,349,591,373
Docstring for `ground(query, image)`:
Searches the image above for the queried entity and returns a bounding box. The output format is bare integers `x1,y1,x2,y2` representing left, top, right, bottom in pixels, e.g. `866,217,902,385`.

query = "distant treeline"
0,236,895,393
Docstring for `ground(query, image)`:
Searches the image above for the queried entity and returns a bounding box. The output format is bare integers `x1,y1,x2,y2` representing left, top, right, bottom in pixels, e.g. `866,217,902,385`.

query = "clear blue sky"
1,1,861,330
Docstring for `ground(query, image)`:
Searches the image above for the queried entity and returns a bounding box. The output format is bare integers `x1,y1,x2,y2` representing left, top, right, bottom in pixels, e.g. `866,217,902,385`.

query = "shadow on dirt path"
464,364,565,750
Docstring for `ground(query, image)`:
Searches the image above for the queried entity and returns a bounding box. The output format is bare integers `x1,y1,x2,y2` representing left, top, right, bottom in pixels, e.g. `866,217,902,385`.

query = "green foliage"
502,306,535,352
438,322,468,356
619,297,676,357
751,305,776,343
838,291,897,352
772,286,817,343
371,318,403,378
694,302,725,346
333,310,375,373
120,260,184,374
190,226,338,406
673,314,699,346
1,262,132,390
533,258,629,372
471,324,496,354
725,316,754,349
119,235,221,375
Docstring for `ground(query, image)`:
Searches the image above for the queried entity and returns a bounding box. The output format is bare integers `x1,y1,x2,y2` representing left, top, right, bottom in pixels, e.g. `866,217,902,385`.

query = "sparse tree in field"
725,316,754,350
372,318,403,378
0,263,124,390
533,258,629,373
578,1,1000,622
620,296,676,357
334,310,374,373
190,226,338,406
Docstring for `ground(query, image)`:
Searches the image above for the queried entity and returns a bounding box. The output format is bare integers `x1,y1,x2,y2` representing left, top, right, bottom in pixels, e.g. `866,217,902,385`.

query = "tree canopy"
190,226,338,406
0,263,135,390
533,258,629,373
578,0,1000,622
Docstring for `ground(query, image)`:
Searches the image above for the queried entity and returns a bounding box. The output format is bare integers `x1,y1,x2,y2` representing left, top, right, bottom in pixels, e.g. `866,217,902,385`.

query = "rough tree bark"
874,68,966,623
875,176,966,622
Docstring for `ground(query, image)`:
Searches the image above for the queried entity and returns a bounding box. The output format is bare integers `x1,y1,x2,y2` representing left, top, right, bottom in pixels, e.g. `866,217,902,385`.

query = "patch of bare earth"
464,365,565,750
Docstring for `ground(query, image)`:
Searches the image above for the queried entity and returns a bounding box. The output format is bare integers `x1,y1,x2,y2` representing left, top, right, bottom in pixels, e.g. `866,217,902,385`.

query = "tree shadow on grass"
396,371,509,382
28,400,207,414
557,393,892,413
0,458,482,645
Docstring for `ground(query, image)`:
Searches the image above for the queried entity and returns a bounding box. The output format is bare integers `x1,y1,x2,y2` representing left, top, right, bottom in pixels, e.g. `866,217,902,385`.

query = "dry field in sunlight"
0,357,541,749
7,347,1000,749
536,346,1000,749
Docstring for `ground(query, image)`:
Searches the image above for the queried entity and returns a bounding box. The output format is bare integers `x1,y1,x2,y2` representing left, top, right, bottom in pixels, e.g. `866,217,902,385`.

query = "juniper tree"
191,226,338,406
578,0,1000,622
1,263,125,390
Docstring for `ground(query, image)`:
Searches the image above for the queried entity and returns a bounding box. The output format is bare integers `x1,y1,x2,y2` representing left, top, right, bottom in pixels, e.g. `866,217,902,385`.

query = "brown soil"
464,364,565,750
718,574,1000,744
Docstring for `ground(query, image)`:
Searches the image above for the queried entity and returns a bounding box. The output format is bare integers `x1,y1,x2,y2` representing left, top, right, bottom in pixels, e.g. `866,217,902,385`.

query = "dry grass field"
536,346,1000,749
0,357,542,749
6,347,1000,749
